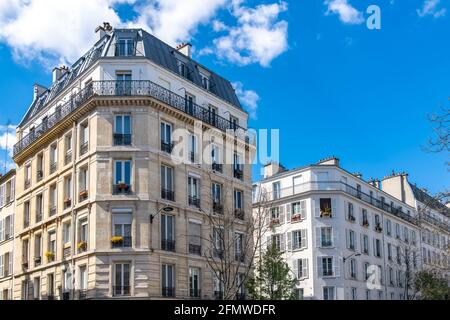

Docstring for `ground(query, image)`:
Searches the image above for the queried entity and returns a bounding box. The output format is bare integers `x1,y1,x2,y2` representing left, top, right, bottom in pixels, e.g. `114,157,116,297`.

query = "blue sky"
0,0,448,194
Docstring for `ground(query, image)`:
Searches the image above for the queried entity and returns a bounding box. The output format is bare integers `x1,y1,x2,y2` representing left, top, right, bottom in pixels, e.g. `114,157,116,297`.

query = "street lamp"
150,205,174,224
343,252,361,262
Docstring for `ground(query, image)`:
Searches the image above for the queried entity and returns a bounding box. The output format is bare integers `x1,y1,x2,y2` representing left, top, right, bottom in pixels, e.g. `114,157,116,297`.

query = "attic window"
178,60,188,78
200,73,209,90
115,38,134,57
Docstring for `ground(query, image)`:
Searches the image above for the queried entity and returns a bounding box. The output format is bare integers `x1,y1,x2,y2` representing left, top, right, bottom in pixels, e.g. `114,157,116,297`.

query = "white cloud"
0,124,16,160
324,0,364,25
417,0,446,18
208,1,288,67
212,20,228,32
232,82,259,119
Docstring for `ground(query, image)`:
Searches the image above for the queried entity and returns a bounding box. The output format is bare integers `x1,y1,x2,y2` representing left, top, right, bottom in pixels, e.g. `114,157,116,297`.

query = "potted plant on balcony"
45,251,55,262
64,197,71,207
117,181,129,191
362,220,369,228
79,190,88,198
111,236,124,244
320,207,332,218
375,223,382,232
270,218,280,227
291,214,301,222
77,241,87,251
348,215,356,222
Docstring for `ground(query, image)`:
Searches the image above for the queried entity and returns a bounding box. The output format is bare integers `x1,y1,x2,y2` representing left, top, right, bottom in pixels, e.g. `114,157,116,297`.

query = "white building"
252,158,449,300
0,170,15,300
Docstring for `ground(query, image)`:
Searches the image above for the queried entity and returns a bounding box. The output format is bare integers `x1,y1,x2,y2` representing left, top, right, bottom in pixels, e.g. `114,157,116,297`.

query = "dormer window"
115,38,134,56
178,60,188,78
200,73,209,90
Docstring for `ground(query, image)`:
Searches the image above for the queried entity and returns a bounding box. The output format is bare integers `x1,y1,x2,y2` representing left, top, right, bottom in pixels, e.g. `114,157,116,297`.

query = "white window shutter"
286,204,291,221
331,198,337,217
345,229,349,249
0,219,3,242
9,251,12,276
293,259,299,279
11,178,15,201
317,257,323,277
300,201,307,220
0,254,3,277
316,227,322,248
9,215,13,238
302,229,307,249
333,230,339,248
334,256,340,277
354,232,358,251
287,232,292,251
303,258,309,278
314,199,320,217
360,234,364,252
280,234,286,252
343,200,347,218
279,206,285,224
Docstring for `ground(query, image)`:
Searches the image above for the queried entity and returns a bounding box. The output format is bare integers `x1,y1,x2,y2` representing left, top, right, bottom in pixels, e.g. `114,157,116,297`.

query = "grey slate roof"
409,183,450,217
19,28,242,127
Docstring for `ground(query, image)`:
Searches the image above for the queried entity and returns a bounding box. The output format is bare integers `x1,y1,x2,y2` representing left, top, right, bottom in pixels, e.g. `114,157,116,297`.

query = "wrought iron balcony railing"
190,288,201,298
111,236,132,248
189,244,202,255
113,285,131,297
161,141,173,153
188,196,200,208
213,202,223,214
162,286,175,297
161,188,175,201
161,239,176,252
113,133,132,146
14,80,251,157
212,162,223,173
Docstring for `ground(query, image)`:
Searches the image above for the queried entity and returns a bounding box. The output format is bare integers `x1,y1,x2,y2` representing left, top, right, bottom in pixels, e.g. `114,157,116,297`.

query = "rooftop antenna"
3,119,11,175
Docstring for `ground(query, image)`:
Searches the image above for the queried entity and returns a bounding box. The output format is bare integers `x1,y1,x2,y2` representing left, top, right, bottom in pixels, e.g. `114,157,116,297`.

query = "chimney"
263,162,286,179
95,22,113,40
176,43,192,58
369,178,381,189
52,67,61,83
353,172,363,179
33,83,47,100
317,156,340,167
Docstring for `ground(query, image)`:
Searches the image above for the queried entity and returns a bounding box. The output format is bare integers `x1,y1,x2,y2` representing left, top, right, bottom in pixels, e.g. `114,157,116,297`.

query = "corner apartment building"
0,169,15,300
12,24,253,300
252,158,450,300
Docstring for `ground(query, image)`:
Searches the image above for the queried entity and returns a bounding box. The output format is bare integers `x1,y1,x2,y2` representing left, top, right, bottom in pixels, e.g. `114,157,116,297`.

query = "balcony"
113,183,131,195
234,209,245,220
189,244,201,255
111,236,132,248
63,247,71,258
234,168,243,180
213,202,223,214
161,239,176,252
77,241,88,253
212,162,222,173
162,287,175,297
49,206,56,216
80,141,88,155
22,260,29,269
375,224,383,233
161,188,175,201
14,80,251,158
50,162,57,174
321,241,333,248
64,151,72,165
113,133,132,146
34,256,42,267
190,289,201,298
64,198,72,209
79,190,88,202
161,141,173,153
347,214,356,222
189,196,200,208
113,285,130,297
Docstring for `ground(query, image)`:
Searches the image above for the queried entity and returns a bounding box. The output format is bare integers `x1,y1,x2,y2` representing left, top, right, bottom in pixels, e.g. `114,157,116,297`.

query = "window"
188,176,200,208
161,214,175,252
116,38,134,56
50,144,58,173
188,221,201,255
230,115,239,130
214,273,224,299
178,60,188,78
200,73,209,90
349,259,357,279
233,153,243,179
4,215,12,240
396,246,402,264
79,167,88,201
235,232,245,262
64,175,73,208
78,218,88,252
48,231,56,260
272,182,280,200
188,133,198,163
347,202,355,221
213,228,224,257
323,287,335,300
351,287,357,300
162,264,175,297
234,189,244,219
212,183,222,213
366,290,371,300
294,288,304,300
395,223,400,239
114,263,131,296
292,200,306,220
387,243,392,261
209,106,218,127
23,201,30,228
36,194,43,222
114,115,132,145
320,227,333,247
211,144,222,171
49,184,57,215
374,214,382,231
403,226,409,243
320,198,332,217
161,165,174,201
63,222,71,244
33,277,40,300
79,121,89,155
292,229,307,250
189,267,201,298
47,274,55,298
294,258,309,279
116,72,132,95
36,153,44,181
160,122,172,153
271,234,285,252
79,265,87,296
374,239,382,257
362,235,370,254
24,164,31,189
388,267,394,285
362,209,369,226
385,219,392,236
411,230,416,246
321,257,334,277
114,160,131,194
356,184,362,198
347,229,356,250
112,212,132,248
185,93,195,114
364,263,370,280
64,133,73,164
21,280,29,300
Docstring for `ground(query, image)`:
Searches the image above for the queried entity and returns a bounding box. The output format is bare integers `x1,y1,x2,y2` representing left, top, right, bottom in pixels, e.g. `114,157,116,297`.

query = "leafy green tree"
247,244,297,300
414,269,450,300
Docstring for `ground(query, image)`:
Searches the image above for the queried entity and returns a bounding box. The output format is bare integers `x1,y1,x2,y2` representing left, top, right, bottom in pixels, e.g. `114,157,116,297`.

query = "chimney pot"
176,42,192,58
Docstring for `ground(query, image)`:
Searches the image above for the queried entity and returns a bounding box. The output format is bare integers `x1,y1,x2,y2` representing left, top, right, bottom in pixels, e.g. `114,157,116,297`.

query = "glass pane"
167,168,172,190
167,216,173,240
160,123,165,141
161,166,166,189
124,116,131,134
114,224,122,236
123,264,130,286
161,215,166,239
115,264,122,287
162,265,166,286
115,162,122,183
115,116,123,134
124,224,131,237
166,125,171,142
124,162,131,184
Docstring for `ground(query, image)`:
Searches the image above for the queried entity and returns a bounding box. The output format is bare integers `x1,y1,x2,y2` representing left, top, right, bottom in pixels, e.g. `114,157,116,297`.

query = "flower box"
320,209,332,218
270,218,280,226
79,190,88,198
111,236,124,244
64,198,72,206
291,214,301,222
77,241,87,251
117,182,129,191
45,251,55,261
363,221,369,228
